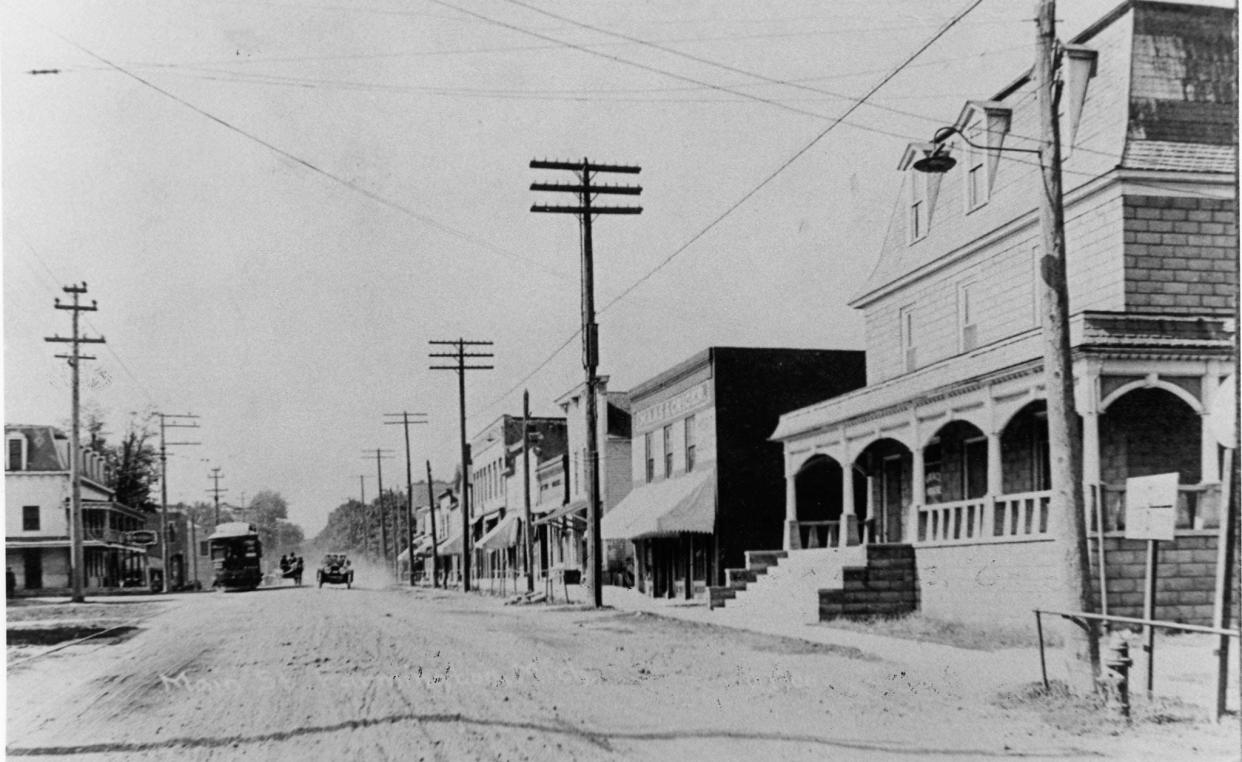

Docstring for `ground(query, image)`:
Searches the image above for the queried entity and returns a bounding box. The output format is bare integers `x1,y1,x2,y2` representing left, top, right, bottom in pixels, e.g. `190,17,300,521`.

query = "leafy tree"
240,490,305,559
182,500,231,530
103,419,159,512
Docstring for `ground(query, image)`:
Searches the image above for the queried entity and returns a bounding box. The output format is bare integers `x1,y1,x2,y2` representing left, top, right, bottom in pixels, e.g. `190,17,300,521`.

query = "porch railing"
798,520,841,549
82,527,121,544
1097,483,1221,532
918,490,1051,544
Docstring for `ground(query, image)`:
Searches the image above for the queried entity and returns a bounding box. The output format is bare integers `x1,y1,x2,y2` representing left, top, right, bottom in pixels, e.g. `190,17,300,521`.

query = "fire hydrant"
1100,631,1132,720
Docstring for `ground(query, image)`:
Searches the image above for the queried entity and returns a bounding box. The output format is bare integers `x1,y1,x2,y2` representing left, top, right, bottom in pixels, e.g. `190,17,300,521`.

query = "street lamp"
910,125,1040,175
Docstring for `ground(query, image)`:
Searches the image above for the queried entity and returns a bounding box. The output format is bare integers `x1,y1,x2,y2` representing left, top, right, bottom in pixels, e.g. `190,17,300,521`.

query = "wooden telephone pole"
430,339,494,592
364,449,396,577
385,411,428,586
531,157,642,608
1035,0,1098,674
156,413,200,593
45,283,105,603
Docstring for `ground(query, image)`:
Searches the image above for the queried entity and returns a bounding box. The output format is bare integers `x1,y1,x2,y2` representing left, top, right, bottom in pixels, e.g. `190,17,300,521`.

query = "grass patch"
816,612,1060,650
996,680,1204,734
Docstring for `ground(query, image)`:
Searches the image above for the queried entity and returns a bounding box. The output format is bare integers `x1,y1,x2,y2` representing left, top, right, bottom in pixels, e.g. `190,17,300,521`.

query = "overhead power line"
31,23,572,283
482,0,987,413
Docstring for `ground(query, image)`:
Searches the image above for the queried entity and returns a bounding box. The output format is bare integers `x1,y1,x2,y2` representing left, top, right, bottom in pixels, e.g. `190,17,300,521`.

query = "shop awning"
397,537,434,563
477,512,522,551
601,467,716,540
533,499,586,526
436,532,464,556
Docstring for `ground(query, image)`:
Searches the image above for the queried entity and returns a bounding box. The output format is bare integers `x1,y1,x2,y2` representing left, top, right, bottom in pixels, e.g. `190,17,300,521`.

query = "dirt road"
7,582,1237,760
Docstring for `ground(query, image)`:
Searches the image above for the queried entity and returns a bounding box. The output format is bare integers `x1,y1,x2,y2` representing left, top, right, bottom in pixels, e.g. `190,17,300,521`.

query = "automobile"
317,553,353,589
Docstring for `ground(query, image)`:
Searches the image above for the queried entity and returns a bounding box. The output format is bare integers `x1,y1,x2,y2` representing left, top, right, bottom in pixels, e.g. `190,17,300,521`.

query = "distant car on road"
317,553,353,589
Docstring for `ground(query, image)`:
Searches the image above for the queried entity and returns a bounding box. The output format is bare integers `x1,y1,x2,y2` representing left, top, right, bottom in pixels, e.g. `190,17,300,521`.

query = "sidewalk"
596,585,1239,712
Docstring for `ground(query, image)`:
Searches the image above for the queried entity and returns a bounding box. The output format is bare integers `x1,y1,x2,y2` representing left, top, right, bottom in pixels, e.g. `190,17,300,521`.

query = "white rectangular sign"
1124,472,1179,541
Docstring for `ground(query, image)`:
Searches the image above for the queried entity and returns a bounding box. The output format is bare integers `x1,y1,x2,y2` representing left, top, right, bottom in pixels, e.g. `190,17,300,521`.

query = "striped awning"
436,532,464,556
477,512,522,551
533,499,587,526
601,467,715,540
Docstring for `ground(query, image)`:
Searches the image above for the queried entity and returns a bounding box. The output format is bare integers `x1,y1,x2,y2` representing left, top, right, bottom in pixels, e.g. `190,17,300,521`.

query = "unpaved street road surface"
7,582,1238,760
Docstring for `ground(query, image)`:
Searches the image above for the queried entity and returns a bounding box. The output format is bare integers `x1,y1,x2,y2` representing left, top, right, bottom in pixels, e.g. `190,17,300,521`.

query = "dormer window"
964,119,988,211
7,434,27,471
953,101,1012,209
910,175,928,242
899,143,947,244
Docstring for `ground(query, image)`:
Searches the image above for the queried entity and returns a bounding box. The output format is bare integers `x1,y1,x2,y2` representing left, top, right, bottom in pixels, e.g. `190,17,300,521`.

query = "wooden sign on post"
1124,472,1179,542
1124,472,1180,695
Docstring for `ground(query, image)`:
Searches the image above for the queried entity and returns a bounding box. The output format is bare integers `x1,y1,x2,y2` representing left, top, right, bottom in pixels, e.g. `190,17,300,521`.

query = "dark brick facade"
1123,195,1238,314
1089,533,1232,625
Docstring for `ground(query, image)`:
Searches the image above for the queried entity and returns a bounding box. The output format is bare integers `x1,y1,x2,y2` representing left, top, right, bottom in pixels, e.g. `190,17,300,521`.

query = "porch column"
842,444,859,546
986,430,1003,495
865,475,877,543
1082,409,1101,531
910,446,925,543
1201,410,1220,485
784,456,800,551
1200,409,1220,530
986,429,1002,538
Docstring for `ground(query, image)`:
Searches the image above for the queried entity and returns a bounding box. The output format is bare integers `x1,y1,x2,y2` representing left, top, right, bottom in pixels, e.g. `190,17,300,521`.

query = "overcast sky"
4,0,1187,535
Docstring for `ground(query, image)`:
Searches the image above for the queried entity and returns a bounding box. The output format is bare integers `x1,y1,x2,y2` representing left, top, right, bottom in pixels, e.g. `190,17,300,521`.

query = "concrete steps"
708,549,786,608
818,544,919,621
711,547,868,625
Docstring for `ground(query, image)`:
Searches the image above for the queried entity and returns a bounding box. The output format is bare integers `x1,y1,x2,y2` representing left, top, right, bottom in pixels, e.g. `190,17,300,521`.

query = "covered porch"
776,345,1231,552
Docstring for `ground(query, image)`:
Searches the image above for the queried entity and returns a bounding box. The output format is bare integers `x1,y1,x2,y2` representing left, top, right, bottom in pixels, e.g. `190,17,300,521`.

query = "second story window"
22,506,40,531
958,281,978,352
684,415,696,473
900,305,917,373
663,424,673,478
644,432,654,483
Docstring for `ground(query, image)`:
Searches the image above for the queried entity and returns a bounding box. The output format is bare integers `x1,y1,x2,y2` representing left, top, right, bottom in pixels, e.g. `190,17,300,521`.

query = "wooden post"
1143,539,1159,696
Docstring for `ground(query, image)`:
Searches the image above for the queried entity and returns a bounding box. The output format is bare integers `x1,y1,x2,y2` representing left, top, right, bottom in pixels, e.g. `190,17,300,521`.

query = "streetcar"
208,521,263,592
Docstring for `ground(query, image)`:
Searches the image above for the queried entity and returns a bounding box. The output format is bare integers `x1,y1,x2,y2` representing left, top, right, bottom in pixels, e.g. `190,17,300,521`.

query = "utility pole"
521,390,536,594
364,450,396,577
155,413,200,593
357,475,369,557
386,411,428,586
1034,0,1097,676
425,460,439,588
531,157,642,608
45,283,105,603
430,338,494,593
207,467,227,526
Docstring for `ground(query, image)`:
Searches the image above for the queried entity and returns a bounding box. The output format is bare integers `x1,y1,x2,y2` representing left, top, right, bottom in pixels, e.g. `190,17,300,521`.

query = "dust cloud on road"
7,585,1237,760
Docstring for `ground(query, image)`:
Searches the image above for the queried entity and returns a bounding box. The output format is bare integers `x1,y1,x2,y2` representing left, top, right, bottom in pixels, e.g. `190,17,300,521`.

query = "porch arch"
1000,401,1050,494
854,438,914,543
922,419,988,504
1100,387,1201,485
1100,378,1203,415
794,454,842,522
